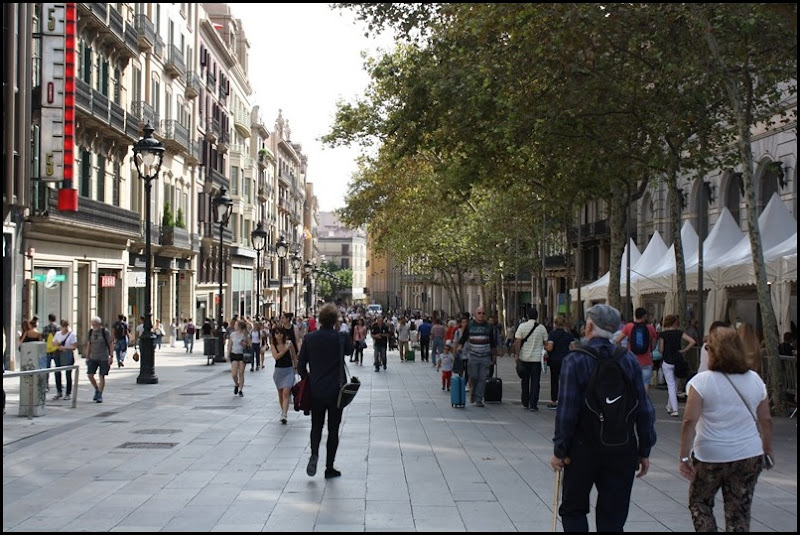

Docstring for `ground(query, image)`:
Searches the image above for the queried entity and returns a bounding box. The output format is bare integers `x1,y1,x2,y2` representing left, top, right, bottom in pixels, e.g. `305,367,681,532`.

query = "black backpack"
629,322,650,355
577,346,639,450
113,321,126,341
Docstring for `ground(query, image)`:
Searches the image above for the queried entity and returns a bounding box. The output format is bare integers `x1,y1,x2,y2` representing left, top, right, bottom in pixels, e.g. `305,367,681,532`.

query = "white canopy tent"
574,238,641,304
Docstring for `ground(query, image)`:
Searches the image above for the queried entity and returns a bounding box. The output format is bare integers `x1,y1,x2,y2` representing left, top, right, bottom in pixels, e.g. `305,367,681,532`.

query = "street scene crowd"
10,300,796,532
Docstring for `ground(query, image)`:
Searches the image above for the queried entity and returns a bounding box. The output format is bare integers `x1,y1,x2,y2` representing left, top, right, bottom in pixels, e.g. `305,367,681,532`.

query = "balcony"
77,3,107,31
257,185,269,203
74,80,135,142
185,72,201,100
234,110,250,138
185,141,201,166
125,111,141,140
217,128,230,154
75,79,91,113
134,14,155,51
108,5,123,41
204,116,219,143
206,71,217,90
123,21,139,57
567,219,611,244
207,167,228,190
165,45,186,79
130,101,159,133
154,35,164,60
160,119,190,153
30,184,141,239
159,225,192,251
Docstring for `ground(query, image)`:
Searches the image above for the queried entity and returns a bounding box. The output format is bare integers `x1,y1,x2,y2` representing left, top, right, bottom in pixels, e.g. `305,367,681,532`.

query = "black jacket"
298,327,353,400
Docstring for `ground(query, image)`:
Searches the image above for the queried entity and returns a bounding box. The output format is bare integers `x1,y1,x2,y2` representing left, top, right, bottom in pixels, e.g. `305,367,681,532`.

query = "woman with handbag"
678,326,773,532
226,320,249,397
271,327,296,424
297,303,354,479
659,315,697,417
52,319,77,400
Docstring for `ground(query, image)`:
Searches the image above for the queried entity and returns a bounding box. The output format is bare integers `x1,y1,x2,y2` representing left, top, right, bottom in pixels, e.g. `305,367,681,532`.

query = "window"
165,88,172,122
99,59,109,96
79,150,91,197
112,163,121,206
131,66,142,103
80,41,92,83
151,77,161,116
243,177,251,204
96,155,105,202
230,166,239,196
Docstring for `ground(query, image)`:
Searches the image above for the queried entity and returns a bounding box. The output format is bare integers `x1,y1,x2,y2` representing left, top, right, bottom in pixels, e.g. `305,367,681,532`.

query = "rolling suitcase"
484,365,503,403
405,348,415,361
451,374,466,408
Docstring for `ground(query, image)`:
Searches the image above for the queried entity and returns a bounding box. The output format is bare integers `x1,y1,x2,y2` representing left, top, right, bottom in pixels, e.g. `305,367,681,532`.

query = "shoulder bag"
516,322,538,378
723,374,773,469
337,334,361,409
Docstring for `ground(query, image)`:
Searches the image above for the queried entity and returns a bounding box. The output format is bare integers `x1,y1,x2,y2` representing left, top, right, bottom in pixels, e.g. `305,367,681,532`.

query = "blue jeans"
373,346,387,370
184,334,194,353
431,338,444,366
114,340,127,364
640,365,653,388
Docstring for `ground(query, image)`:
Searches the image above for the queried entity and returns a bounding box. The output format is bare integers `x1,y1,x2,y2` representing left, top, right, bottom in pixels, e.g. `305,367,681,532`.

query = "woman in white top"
678,326,773,532
250,321,263,372
52,319,78,400
226,320,249,397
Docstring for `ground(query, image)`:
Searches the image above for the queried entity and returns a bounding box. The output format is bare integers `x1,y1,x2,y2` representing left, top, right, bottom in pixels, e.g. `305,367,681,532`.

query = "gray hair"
587,318,615,340
91,316,103,325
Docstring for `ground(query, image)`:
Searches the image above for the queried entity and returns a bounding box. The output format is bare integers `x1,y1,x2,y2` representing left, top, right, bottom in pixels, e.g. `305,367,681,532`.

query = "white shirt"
250,329,261,344
515,320,548,362
687,370,766,463
53,330,77,348
340,322,350,334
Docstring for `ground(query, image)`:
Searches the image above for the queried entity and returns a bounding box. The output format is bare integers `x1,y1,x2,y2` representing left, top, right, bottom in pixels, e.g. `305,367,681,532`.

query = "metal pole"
137,178,158,383
255,249,260,320
697,182,706,340
626,199,632,321
215,221,225,363
278,258,283,317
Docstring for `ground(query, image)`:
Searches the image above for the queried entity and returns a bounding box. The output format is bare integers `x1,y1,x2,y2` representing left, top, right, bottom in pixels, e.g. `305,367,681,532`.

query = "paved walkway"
3,342,797,532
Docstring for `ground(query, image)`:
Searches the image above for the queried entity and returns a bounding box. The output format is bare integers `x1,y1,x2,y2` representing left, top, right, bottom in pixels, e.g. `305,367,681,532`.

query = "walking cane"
552,458,570,532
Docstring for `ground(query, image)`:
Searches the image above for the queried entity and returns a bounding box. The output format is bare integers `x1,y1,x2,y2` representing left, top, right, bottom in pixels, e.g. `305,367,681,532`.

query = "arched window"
724,172,742,225
639,193,655,244
757,160,781,214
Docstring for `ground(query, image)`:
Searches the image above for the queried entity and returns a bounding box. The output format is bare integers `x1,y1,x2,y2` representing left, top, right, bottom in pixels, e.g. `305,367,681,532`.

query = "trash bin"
203,337,217,365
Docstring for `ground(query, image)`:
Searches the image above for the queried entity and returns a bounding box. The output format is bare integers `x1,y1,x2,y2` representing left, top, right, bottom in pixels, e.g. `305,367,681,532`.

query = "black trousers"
560,439,638,532
549,357,562,402
420,336,430,361
519,360,542,409
310,395,343,469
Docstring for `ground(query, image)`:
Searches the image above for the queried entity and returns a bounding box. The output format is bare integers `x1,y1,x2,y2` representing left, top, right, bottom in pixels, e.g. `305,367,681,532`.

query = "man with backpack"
184,318,196,353
551,304,656,532
614,307,659,393
111,314,129,368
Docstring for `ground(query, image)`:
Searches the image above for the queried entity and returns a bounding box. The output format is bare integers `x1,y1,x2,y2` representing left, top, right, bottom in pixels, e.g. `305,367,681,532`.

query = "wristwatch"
680,456,691,463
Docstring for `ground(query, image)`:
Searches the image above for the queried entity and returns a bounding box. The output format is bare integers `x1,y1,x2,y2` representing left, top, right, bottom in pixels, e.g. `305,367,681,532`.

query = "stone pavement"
3,342,797,532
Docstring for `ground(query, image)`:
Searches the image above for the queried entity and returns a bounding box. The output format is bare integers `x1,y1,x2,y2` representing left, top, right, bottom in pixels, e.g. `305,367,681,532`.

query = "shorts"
87,358,111,376
640,365,653,386
229,353,244,362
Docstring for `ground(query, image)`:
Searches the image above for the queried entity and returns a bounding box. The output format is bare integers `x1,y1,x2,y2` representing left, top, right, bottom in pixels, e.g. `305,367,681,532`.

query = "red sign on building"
100,275,116,288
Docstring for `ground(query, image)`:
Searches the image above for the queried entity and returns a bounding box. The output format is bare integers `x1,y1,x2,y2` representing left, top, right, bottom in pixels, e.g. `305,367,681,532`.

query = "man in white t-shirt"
514,307,549,411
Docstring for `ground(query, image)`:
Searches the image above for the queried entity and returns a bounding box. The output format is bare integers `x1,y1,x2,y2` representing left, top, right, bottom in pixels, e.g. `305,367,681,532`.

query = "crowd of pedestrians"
13,298,794,532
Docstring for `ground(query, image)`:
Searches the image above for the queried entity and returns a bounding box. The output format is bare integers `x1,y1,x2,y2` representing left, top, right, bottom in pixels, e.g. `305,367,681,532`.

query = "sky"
228,3,392,213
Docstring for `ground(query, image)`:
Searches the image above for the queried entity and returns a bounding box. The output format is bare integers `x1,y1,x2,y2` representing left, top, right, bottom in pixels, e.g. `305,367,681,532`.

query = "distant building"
317,212,366,303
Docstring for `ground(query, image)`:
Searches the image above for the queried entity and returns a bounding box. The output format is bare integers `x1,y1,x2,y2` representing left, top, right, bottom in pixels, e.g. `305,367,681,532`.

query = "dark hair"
527,307,538,320
318,303,338,328
635,307,648,320
49,313,56,322
271,326,286,347
663,314,678,328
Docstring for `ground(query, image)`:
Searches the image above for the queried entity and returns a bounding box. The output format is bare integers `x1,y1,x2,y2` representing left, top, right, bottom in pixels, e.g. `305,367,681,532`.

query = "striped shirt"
459,320,495,358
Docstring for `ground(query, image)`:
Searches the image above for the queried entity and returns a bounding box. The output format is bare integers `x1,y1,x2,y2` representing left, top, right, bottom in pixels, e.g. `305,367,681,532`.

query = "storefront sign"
33,270,66,288
100,275,116,288
127,271,146,288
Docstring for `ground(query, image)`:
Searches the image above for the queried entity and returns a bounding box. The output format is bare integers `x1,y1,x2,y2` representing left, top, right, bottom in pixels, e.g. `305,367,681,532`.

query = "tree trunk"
701,19,782,409
666,162,688,328
607,194,628,313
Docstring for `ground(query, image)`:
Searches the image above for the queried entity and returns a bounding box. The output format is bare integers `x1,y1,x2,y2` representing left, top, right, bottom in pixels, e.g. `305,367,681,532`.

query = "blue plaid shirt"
553,337,656,459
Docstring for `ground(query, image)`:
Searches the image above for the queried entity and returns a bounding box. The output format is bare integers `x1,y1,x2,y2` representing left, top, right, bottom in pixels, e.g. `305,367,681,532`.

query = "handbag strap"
723,373,761,436
339,333,348,386
520,322,538,349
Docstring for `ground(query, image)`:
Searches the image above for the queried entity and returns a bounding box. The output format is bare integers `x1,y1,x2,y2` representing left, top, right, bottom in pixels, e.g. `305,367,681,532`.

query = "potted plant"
175,206,186,229
161,202,175,245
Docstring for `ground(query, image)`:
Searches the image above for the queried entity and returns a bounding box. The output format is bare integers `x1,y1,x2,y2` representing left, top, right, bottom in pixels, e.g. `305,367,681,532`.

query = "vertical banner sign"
58,3,78,211
39,3,66,182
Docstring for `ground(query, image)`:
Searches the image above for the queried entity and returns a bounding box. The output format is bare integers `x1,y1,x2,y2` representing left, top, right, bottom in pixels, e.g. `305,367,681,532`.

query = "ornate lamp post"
213,187,233,363
276,235,288,316
132,122,164,385
311,263,319,314
303,259,313,315
291,249,302,316
250,222,267,320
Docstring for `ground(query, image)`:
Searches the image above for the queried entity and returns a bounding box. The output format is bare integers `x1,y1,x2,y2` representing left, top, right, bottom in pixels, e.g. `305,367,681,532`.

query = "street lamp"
276,235,288,316
291,249,302,316
311,263,319,314
213,187,233,363
303,259,313,315
250,222,267,320
132,122,164,385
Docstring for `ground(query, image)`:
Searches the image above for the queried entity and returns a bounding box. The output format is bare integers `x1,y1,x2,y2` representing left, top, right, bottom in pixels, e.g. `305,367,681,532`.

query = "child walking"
437,341,455,391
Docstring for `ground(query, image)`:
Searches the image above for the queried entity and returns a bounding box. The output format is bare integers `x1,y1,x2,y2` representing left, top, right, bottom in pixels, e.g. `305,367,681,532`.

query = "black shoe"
307,454,318,476
239,390,244,397
234,384,239,395
324,468,341,479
